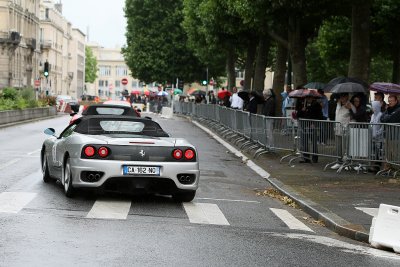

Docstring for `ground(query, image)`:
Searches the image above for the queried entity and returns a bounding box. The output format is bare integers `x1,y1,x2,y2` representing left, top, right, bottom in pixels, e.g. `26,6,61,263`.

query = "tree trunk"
273,43,287,116
392,34,400,84
226,45,236,91
288,16,307,88
244,38,257,91
348,1,371,82
253,35,270,93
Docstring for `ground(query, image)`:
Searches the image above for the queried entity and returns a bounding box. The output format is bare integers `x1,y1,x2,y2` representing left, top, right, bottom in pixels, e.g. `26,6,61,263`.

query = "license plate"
123,166,160,176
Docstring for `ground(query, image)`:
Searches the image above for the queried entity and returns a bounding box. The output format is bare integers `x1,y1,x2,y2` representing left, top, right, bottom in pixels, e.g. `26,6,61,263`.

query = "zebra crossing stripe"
183,203,230,225
0,192,37,213
86,199,132,220
270,208,314,232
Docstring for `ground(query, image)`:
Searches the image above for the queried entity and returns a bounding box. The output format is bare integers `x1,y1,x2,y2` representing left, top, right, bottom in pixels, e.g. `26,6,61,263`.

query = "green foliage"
85,46,98,83
0,87,42,110
123,0,205,84
1,87,18,100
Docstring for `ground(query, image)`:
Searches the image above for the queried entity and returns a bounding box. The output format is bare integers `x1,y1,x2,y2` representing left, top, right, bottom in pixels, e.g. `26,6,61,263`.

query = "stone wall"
0,106,57,125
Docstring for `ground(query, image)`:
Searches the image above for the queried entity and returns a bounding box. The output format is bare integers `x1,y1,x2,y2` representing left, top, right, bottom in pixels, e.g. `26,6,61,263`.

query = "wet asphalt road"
0,114,399,266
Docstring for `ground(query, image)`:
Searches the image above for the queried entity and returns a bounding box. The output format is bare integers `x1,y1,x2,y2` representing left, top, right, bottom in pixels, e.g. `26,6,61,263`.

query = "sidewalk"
194,117,400,243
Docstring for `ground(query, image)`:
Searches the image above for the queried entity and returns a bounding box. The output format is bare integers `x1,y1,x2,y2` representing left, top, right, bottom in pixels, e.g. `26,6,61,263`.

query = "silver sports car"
41,115,199,201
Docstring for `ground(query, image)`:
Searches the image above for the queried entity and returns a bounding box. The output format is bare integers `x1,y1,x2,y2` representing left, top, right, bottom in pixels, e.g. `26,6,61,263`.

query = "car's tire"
172,191,196,202
63,158,75,198
42,153,51,183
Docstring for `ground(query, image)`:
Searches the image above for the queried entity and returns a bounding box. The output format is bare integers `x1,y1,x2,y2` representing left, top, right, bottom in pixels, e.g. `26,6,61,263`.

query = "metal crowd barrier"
171,102,400,176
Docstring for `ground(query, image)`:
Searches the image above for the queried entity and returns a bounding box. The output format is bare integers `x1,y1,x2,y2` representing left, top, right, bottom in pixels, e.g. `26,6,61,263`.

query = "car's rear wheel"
42,153,51,183
63,158,75,198
172,191,196,202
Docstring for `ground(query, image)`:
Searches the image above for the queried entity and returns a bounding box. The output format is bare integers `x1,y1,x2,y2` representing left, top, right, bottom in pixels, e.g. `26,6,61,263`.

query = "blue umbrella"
157,91,168,96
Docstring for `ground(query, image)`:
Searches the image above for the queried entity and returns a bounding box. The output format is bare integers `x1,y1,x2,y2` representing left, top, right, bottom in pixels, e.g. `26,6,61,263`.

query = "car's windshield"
95,107,126,115
99,121,145,132
74,117,169,137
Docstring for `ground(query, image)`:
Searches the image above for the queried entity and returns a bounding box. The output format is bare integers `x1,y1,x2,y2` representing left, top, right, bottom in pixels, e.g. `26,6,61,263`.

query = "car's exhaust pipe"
88,174,95,181
177,174,195,184
81,171,104,182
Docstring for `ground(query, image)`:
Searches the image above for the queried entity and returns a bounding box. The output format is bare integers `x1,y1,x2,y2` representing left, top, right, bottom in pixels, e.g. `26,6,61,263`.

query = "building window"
235,70,244,79
115,80,121,88
132,80,138,88
99,80,104,87
116,66,128,76
99,66,111,76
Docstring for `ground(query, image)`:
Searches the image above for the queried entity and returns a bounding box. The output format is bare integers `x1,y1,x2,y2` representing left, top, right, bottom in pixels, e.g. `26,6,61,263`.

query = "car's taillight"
184,149,195,160
84,146,96,157
98,146,109,158
172,149,183,160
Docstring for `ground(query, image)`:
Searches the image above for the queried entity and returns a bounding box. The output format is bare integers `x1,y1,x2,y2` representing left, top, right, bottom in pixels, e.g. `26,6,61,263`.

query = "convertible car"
41,115,199,201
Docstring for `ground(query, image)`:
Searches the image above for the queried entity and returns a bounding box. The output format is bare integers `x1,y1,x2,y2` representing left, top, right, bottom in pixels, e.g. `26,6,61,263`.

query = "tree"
348,0,372,81
123,0,205,84
85,46,97,83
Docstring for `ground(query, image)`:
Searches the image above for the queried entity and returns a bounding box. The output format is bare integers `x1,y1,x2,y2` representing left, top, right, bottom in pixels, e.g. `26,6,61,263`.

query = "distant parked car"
69,103,140,124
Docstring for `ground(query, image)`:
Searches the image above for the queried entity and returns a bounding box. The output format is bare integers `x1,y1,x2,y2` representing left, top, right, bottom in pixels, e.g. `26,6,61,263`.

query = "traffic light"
178,80,184,89
44,62,49,78
202,80,207,86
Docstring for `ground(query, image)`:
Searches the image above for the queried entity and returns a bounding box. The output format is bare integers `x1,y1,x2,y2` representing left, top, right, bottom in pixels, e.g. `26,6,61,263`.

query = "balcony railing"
40,40,52,50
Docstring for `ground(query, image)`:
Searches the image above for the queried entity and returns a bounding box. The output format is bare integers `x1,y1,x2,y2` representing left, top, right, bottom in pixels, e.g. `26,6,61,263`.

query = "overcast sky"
62,0,126,48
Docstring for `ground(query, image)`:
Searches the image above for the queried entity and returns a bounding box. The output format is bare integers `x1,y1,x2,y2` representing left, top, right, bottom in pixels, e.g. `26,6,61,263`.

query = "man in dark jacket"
247,91,258,114
381,95,400,123
262,89,276,117
296,96,323,163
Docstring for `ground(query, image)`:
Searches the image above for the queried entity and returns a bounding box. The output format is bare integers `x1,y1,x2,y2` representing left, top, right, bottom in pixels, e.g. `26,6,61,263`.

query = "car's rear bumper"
69,158,199,192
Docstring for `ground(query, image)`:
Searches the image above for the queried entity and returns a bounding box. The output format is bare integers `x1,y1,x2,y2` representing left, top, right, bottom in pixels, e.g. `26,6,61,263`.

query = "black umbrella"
324,77,368,92
238,90,250,102
238,90,264,104
303,82,325,90
330,82,366,94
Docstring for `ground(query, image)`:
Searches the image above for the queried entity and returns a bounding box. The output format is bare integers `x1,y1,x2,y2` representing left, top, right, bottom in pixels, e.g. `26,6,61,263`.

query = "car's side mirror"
44,128,56,136
70,112,77,116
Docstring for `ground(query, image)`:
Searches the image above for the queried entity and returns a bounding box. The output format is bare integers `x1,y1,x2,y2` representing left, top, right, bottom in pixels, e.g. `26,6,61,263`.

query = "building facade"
86,43,143,100
0,0,41,89
0,0,85,99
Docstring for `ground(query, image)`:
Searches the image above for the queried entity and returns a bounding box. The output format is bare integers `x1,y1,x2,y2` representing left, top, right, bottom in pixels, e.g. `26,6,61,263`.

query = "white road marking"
269,232,400,260
183,202,230,225
86,199,132,220
0,192,37,213
192,121,271,179
196,197,260,204
270,208,314,232
355,207,378,217
0,158,21,170
27,149,41,155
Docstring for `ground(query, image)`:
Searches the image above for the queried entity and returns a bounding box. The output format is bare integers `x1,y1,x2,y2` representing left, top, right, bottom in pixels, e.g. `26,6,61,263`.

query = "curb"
190,116,370,243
